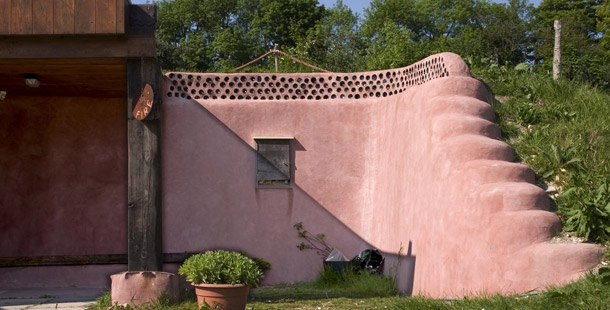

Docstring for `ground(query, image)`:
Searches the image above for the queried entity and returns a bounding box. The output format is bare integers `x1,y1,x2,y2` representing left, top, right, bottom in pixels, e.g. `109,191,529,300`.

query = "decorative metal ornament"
132,83,154,120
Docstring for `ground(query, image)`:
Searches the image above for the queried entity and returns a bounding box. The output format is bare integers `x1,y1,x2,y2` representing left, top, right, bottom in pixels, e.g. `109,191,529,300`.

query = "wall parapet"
165,52,469,101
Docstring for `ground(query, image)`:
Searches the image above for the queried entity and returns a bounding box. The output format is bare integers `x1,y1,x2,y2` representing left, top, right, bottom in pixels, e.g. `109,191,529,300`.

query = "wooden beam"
0,0,132,35
116,0,125,34
33,0,54,34
96,0,117,33
11,0,33,35
0,254,127,266
0,0,10,34
0,36,156,59
126,57,162,271
74,0,96,34
54,0,75,34
0,253,196,267
0,4,156,59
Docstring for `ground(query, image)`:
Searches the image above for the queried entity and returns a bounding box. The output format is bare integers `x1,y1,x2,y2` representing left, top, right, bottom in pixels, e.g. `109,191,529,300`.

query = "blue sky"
131,0,544,17
316,0,544,17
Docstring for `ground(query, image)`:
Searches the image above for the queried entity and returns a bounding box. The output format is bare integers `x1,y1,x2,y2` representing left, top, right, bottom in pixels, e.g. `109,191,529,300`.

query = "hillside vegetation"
472,62,610,243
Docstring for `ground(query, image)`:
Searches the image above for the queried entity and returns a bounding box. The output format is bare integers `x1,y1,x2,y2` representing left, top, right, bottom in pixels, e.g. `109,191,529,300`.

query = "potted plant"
179,250,263,310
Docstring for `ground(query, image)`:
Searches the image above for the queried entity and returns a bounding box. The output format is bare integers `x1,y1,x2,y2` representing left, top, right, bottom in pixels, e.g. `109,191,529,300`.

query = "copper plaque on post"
133,84,154,120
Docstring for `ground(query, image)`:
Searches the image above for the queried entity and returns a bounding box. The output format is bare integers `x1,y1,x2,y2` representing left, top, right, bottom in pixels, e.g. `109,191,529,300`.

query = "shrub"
559,178,610,242
178,250,263,287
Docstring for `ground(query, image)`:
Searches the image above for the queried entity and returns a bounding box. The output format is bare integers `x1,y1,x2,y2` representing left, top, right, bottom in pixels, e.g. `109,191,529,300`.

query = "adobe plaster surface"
0,96,127,289
0,96,127,258
162,52,602,297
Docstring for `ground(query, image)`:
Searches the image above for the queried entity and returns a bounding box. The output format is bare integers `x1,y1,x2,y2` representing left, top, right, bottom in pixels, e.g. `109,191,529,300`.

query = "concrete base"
0,288,103,310
110,271,179,306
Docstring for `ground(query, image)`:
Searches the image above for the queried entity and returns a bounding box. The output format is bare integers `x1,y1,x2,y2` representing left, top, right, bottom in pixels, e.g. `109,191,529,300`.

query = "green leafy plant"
178,250,263,287
514,99,542,125
294,222,333,259
536,144,583,180
599,267,610,285
560,180,610,242
251,256,272,272
235,251,272,272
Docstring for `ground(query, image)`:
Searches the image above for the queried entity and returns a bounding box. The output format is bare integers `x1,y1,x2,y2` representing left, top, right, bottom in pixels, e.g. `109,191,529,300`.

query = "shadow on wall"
161,94,416,290
384,241,416,295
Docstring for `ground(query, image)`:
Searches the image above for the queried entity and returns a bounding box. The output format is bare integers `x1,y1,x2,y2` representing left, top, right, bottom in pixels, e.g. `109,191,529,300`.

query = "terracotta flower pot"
192,283,249,310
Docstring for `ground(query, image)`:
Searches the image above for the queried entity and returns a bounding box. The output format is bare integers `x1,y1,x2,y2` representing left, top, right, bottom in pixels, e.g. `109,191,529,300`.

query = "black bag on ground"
350,249,384,274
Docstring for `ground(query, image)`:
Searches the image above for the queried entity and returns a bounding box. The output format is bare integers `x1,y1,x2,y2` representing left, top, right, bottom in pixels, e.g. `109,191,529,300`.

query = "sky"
131,0,544,17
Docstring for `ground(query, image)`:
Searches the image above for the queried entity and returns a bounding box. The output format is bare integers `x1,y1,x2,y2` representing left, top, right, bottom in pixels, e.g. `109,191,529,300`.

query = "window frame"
253,137,294,189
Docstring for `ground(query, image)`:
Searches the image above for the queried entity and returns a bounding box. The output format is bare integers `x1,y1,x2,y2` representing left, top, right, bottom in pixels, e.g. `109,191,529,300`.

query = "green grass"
87,270,610,310
250,266,398,302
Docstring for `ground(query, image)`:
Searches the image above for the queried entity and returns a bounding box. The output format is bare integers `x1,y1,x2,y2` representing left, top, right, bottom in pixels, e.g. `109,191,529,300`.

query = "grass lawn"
88,268,610,310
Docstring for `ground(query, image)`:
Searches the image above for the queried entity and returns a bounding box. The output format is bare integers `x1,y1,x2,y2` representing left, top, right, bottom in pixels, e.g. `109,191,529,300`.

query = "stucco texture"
162,53,602,297
0,96,127,288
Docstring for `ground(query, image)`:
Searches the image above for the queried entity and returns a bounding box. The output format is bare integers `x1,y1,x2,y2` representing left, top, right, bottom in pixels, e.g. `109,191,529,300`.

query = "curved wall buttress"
366,73,602,296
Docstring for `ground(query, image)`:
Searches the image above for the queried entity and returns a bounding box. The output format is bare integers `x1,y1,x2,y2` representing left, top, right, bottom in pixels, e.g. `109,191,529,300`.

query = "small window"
254,137,293,187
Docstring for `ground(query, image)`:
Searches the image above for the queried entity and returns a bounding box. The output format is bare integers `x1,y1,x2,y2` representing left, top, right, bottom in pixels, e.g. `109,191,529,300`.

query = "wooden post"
126,57,162,271
274,44,279,72
553,20,561,80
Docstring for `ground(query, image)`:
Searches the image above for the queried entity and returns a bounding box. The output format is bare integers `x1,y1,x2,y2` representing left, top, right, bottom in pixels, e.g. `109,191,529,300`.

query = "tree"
361,0,479,70
253,0,325,49
361,0,418,40
364,21,422,70
597,0,610,50
532,0,609,88
290,0,365,72
156,0,265,72
360,0,532,69
466,0,533,65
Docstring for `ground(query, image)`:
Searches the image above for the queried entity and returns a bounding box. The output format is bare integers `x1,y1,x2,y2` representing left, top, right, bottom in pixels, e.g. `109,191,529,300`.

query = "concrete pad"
0,288,102,310
0,305,30,310
28,301,95,309
0,298,52,307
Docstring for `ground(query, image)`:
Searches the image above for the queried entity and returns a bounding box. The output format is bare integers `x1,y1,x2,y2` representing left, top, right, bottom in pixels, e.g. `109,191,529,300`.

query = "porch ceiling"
0,59,126,98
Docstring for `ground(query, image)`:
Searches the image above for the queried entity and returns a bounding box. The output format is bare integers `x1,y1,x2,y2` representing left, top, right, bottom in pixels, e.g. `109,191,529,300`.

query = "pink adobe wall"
162,53,602,297
0,96,127,288
161,91,375,284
